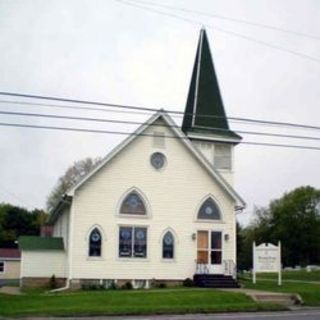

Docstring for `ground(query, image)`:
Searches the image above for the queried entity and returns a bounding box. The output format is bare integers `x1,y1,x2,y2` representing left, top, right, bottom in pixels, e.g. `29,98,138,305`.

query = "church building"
19,29,245,289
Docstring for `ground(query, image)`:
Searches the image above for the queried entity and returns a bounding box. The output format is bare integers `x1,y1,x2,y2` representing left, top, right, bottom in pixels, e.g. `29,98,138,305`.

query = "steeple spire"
182,29,241,142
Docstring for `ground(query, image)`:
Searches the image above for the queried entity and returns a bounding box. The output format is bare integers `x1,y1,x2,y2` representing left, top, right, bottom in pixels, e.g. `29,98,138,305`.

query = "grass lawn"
242,270,320,282
0,288,284,317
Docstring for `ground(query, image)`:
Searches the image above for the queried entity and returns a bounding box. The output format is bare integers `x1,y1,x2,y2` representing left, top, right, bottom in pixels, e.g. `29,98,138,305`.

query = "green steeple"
182,29,241,141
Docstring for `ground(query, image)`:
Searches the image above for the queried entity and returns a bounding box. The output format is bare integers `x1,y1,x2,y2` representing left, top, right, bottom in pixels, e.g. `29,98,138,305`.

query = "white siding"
21,251,66,278
192,140,234,186
53,208,70,250
69,118,237,280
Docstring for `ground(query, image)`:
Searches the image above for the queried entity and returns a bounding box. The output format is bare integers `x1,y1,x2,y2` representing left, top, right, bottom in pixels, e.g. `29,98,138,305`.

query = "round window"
150,152,166,169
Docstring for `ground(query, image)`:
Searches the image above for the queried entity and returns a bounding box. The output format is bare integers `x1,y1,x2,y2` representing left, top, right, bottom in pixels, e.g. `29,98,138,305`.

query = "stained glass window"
162,231,174,259
120,192,146,215
198,198,221,220
89,228,102,257
119,226,147,258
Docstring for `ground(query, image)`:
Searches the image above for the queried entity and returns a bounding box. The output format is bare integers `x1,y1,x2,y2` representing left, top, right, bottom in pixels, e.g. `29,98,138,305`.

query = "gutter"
49,278,70,293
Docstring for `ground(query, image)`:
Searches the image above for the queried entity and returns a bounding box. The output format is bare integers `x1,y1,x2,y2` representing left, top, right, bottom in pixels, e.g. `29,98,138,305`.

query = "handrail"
223,260,237,279
196,261,209,274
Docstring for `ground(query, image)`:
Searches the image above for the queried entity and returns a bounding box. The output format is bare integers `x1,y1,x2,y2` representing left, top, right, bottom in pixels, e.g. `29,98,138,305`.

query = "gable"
67,111,245,209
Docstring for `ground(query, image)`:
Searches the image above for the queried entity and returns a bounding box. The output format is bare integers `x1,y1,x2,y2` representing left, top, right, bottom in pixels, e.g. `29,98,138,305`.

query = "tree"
46,157,102,212
269,186,320,266
238,186,320,269
0,203,48,247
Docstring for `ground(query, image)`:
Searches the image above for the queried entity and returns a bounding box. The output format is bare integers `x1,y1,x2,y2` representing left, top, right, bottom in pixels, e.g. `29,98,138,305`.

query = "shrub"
121,281,133,290
157,283,167,289
183,278,194,287
49,275,57,289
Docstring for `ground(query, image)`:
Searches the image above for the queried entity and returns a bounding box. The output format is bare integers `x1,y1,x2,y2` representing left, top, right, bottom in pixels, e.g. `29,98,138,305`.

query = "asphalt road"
6,309,320,320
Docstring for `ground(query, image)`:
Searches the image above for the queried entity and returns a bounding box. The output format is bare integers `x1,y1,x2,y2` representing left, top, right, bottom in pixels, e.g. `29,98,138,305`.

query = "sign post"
253,241,282,286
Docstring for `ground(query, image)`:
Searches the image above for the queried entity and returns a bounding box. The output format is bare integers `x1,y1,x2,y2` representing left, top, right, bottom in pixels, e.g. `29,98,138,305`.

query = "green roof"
18,236,64,251
182,29,241,141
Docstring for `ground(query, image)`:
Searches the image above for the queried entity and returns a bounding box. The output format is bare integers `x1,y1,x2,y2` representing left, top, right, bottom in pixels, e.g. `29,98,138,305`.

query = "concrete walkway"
0,286,21,295
218,288,302,306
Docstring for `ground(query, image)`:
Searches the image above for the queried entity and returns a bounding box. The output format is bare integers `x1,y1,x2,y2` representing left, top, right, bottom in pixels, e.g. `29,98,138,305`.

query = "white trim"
117,224,149,260
86,225,106,259
85,224,107,241
194,193,224,223
66,110,245,208
116,187,151,219
0,258,20,261
160,228,178,262
196,229,224,274
187,132,241,144
192,29,204,127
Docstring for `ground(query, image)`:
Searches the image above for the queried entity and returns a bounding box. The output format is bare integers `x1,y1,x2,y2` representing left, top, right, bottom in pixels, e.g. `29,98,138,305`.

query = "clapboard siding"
21,251,66,278
68,119,236,280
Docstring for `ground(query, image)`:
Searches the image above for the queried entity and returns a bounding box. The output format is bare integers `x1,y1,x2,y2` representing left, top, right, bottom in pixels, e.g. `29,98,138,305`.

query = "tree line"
0,203,47,248
237,186,320,270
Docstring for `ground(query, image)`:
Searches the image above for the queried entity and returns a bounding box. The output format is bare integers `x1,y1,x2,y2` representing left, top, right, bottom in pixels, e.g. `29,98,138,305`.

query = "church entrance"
197,230,223,274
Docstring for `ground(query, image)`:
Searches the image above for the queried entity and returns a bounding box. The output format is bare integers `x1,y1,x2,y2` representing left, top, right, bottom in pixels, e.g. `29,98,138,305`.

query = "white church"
19,29,245,289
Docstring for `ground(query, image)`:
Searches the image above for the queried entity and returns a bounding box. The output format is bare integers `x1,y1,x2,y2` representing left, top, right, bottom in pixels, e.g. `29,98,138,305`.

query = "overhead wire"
0,120,320,151
115,0,320,64
0,92,320,132
124,0,320,41
1,109,320,142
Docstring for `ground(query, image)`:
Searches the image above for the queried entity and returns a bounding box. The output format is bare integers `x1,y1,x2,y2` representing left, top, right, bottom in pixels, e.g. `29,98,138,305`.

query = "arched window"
162,231,174,259
198,197,221,220
89,228,102,257
120,191,146,215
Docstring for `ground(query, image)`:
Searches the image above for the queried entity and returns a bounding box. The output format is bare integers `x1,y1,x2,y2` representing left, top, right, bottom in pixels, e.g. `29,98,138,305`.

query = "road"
5,309,320,320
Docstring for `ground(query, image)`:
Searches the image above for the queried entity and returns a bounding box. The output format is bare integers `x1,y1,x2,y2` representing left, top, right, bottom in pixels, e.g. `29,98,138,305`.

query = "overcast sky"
0,0,319,225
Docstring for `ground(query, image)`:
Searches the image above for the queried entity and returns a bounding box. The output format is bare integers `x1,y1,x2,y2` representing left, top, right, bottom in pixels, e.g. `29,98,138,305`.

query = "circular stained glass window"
128,194,139,208
91,231,101,242
205,206,213,215
164,232,173,245
136,230,145,240
150,152,166,169
121,230,131,240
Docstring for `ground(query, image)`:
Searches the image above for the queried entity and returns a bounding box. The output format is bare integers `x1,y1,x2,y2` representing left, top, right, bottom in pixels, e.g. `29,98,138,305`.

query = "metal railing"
196,261,209,274
223,260,237,279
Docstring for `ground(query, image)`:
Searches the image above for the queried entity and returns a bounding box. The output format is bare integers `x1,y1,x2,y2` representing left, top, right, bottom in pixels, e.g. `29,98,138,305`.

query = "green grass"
241,278,320,306
242,270,320,282
0,288,285,317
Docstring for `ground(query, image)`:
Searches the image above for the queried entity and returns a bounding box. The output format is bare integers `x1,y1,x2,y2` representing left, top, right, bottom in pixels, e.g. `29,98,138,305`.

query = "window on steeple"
214,144,232,170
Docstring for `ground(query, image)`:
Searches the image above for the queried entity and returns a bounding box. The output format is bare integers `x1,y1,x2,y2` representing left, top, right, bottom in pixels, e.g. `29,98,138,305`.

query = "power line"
1,109,320,142
0,120,320,151
116,0,320,64
0,99,153,117
1,91,320,132
125,0,320,41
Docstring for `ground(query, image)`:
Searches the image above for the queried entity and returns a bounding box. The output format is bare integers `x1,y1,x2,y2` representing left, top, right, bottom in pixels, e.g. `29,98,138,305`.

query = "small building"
0,248,21,285
19,29,245,289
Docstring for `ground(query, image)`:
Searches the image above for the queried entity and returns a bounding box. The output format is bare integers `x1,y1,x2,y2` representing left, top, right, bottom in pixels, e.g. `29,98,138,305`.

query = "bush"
49,275,57,289
183,278,194,287
121,281,133,290
157,283,167,289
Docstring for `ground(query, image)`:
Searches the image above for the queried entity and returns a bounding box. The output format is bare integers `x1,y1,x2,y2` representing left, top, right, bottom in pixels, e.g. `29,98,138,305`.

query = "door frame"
196,229,224,274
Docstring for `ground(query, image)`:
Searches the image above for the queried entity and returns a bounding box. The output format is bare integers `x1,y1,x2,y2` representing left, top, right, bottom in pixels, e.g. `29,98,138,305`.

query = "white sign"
253,241,282,285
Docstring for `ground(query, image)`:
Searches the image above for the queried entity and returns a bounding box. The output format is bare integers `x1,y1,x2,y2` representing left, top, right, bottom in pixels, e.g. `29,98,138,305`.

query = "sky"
0,0,319,225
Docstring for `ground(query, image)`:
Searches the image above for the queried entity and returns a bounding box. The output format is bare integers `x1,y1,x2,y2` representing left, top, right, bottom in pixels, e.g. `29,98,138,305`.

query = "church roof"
18,236,64,251
182,29,241,141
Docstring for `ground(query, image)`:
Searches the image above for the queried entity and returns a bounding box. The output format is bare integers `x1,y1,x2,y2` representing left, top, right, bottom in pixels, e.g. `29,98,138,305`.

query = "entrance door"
197,230,223,274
